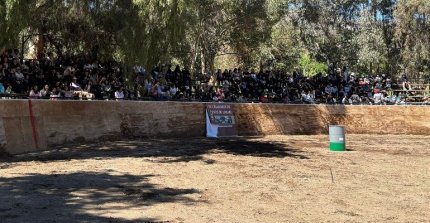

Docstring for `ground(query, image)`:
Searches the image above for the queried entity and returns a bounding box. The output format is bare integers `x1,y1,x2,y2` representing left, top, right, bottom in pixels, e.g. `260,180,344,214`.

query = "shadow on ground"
1,137,308,164
0,172,199,223
0,138,307,222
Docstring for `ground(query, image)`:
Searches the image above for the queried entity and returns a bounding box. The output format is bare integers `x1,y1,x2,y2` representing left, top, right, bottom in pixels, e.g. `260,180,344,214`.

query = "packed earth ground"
0,135,429,223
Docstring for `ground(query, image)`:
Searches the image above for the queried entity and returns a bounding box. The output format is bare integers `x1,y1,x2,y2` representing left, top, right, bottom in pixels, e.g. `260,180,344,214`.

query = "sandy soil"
0,135,429,223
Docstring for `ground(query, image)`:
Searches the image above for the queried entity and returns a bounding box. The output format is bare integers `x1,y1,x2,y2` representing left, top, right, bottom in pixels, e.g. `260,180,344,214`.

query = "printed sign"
206,104,238,137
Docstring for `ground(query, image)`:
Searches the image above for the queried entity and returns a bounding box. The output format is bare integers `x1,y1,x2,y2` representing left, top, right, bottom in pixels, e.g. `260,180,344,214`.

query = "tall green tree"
1,0,429,79
354,8,388,74
0,0,35,49
394,0,430,76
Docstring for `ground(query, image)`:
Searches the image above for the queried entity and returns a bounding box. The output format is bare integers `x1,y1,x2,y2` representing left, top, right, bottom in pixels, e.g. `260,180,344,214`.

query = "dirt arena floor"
0,135,429,223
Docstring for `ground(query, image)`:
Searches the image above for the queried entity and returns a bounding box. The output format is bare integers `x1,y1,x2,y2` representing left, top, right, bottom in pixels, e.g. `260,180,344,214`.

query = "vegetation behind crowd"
1,0,429,80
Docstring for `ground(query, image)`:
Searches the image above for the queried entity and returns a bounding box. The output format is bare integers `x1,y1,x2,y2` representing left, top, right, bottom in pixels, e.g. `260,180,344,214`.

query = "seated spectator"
343,84,351,96
341,95,348,104
170,84,178,99
14,67,25,81
373,89,384,105
63,86,74,99
325,84,334,96
301,91,314,104
50,87,61,100
350,93,361,105
70,77,82,90
375,75,382,83
40,84,50,99
259,93,269,103
242,94,251,103
215,88,225,101
395,93,406,105
115,86,125,100
422,96,430,105
0,81,4,94
5,84,13,94
400,74,411,90
29,85,42,98
331,85,338,96
386,94,397,104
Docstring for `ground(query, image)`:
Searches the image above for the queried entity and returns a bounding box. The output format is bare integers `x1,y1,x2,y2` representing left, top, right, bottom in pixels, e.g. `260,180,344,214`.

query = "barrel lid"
329,125,344,128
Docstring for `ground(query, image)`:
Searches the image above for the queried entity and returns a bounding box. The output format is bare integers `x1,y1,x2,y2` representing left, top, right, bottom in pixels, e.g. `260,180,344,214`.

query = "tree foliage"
1,0,430,78
394,0,430,76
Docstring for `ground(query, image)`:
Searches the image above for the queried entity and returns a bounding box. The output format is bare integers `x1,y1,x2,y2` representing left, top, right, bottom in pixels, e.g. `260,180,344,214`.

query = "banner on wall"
206,104,238,138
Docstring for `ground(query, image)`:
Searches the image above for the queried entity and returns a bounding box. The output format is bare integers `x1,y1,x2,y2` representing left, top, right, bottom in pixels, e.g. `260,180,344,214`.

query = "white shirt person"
115,86,125,100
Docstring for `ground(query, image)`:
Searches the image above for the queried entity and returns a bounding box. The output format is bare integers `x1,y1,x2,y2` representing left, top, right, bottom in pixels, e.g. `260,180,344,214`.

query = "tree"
394,0,430,77
286,0,367,69
354,8,388,74
1,0,429,79
0,0,35,49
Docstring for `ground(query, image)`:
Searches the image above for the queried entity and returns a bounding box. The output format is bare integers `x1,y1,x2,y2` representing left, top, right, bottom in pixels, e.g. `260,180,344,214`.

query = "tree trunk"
204,47,216,75
36,34,45,58
200,46,205,74
190,39,199,75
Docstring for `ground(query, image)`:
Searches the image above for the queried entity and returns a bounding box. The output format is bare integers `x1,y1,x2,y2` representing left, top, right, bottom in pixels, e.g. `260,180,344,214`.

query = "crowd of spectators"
1,49,428,105
1,49,124,100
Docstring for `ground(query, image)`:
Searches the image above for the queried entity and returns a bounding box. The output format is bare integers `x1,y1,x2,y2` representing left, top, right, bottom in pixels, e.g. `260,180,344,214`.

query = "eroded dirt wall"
233,104,430,135
0,100,428,154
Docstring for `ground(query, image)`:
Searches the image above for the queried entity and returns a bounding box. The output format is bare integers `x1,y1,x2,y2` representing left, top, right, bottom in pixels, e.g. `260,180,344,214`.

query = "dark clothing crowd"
193,68,397,104
1,49,124,100
0,49,426,105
